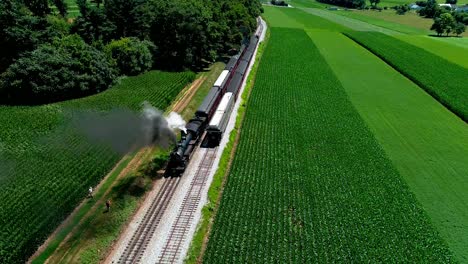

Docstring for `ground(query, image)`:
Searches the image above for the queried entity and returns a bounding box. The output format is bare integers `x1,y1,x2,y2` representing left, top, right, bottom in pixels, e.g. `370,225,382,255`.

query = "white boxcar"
214,70,230,88
204,92,235,147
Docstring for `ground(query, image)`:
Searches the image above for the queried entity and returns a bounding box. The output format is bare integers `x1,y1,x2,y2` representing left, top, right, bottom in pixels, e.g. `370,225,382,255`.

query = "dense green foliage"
345,31,468,121
105,37,154,76
0,0,261,103
418,0,443,18
0,35,116,105
204,28,453,263
317,0,366,8
0,0,53,72
0,71,194,263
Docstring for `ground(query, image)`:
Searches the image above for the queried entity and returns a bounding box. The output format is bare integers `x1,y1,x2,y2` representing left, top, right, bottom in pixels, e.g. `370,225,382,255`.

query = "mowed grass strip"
0,70,194,263
345,31,468,122
263,6,347,31
310,31,468,263
203,28,453,263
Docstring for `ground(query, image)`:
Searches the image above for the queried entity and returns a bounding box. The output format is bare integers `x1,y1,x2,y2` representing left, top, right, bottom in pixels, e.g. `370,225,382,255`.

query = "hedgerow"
344,31,468,122
203,28,453,263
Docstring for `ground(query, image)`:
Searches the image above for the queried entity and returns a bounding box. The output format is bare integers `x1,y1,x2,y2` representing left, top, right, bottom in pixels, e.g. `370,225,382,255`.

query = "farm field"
310,31,468,262
0,71,194,263
263,6,345,30
203,28,453,262
345,31,468,121
334,9,432,35
266,6,396,32
395,35,468,68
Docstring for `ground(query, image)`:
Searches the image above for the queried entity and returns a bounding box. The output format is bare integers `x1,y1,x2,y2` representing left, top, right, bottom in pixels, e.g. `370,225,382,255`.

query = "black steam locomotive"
164,33,260,177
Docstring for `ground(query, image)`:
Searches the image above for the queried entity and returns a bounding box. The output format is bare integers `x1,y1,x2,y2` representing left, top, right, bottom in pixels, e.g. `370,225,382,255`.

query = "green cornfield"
0,70,194,263
345,31,468,122
203,28,453,263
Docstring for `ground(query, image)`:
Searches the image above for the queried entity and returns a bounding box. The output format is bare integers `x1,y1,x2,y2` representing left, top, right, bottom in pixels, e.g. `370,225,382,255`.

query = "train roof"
214,70,230,87
196,86,220,116
226,71,244,94
247,37,258,52
225,55,239,71
209,93,233,127
236,59,249,75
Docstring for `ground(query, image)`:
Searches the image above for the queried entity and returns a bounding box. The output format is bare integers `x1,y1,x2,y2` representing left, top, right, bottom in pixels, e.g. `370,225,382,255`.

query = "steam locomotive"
164,33,260,177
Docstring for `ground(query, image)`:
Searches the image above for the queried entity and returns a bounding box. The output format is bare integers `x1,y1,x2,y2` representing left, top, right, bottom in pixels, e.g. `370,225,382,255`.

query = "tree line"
415,0,467,36
316,0,366,8
0,0,262,105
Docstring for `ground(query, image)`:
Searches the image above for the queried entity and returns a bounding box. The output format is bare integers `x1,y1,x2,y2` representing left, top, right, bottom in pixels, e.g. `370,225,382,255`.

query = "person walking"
106,199,111,212
88,186,93,198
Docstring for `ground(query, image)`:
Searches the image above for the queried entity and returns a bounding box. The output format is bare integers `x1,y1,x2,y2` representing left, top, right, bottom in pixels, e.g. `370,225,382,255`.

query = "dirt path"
173,77,206,113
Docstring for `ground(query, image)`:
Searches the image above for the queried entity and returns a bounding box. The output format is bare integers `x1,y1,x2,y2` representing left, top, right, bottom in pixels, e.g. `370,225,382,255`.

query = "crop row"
0,70,195,263
203,28,453,263
344,31,468,122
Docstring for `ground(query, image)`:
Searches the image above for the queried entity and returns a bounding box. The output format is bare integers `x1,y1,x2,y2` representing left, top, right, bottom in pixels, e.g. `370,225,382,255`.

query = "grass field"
396,35,468,68
310,31,468,263
203,28,453,262
0,71,194,263
345,31,468,121
263,7,346,30
335,9,432,34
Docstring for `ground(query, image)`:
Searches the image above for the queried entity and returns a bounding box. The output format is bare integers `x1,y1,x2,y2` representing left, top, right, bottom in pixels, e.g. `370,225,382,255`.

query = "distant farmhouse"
409,3,422,10
407,2,467,11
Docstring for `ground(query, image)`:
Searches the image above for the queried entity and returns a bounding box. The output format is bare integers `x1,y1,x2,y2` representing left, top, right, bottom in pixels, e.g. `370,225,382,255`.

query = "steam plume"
73,102,186,154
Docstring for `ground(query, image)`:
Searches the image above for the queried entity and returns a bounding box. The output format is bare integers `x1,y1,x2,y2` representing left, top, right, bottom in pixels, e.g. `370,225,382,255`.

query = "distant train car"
203,93,235,147
225,55,239,71
195,69,231,119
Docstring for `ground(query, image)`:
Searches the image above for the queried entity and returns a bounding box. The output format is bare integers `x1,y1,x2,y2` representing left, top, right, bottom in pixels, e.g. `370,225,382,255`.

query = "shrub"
105,37,154,76
0,35,116,105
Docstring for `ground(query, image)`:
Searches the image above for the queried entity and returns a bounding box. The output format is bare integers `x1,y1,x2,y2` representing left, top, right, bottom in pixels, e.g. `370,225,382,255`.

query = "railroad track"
158,148,218,263
118,177,181,264
116,148,217,264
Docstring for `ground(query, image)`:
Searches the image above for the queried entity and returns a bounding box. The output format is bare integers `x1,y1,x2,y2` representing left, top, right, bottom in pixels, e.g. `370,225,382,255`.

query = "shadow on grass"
428,34,464,38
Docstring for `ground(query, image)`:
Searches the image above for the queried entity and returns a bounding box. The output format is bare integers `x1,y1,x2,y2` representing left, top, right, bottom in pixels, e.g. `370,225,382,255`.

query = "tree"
431,13,456,36
395,4,409,14
0,0,53,72
370,0,381,7
440,12,456,36
91,0,103,8
431,17,445,35
71,7,115,43
445,0,456,4
23,0,51,17
0,35,116,105
453,12,468,25
418,0,441,18
454,22,466,36
105,37,154,75
316,0,365,8
105,0,148,39
52,0,68,17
